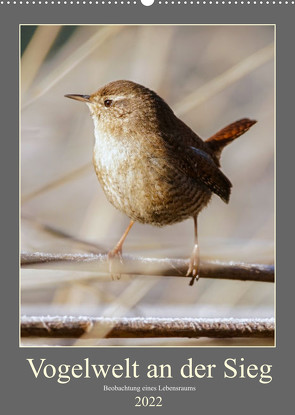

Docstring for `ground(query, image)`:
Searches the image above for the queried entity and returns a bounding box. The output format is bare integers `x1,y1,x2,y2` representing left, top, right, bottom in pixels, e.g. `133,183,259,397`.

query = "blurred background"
21,25,274,346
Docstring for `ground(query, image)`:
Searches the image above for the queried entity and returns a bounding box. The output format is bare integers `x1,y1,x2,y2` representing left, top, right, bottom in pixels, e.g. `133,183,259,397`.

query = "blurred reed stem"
174,43,274,116
21,163,92,204
21,26,62,96
22,26,124,109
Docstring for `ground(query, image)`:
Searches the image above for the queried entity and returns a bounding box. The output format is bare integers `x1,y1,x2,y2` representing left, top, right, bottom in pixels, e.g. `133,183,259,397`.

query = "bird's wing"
169,145,232,203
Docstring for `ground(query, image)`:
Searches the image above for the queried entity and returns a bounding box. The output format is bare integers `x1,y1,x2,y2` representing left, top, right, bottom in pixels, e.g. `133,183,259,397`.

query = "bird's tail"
205,118,257,162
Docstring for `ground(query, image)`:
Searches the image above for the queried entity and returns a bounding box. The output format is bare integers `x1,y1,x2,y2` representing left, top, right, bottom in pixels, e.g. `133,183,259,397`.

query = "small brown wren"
65,80,256,285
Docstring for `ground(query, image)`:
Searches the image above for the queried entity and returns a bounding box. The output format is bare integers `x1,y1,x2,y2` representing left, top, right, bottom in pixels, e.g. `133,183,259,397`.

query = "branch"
21,316,274,339
21,252,274,283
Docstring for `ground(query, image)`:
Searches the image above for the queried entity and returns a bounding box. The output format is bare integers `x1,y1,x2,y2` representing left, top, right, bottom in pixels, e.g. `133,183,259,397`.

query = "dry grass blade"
22,26,124,109
174,43,274,116
21,162,92,204
74,278,159,345
21,26,62,95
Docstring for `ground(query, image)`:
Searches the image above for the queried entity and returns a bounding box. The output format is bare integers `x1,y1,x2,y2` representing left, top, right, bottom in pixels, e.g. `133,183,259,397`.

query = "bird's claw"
186,255,200,286
108,248,123,263
107,248,124,280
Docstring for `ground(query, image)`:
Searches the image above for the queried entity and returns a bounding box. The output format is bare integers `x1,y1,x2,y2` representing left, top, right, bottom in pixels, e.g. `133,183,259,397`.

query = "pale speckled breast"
93,131,212,226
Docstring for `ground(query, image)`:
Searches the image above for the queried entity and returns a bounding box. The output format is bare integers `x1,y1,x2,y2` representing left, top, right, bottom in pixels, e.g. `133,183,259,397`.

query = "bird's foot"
186,246,200,286
107,247,124,280
108,246,124,262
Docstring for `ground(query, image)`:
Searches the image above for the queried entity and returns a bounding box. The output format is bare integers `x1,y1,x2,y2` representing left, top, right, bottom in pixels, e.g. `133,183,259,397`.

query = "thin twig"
21,316,274,339
22,216,106,253
21,252,274,283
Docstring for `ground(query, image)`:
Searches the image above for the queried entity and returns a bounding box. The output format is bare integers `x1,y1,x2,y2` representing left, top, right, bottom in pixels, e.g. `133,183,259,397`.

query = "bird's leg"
107,220,134,279
108,220,134,263
186,215,200,286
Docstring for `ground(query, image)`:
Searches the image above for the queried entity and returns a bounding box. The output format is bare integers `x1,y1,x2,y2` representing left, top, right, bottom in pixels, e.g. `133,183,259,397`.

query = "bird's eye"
104,99,113,107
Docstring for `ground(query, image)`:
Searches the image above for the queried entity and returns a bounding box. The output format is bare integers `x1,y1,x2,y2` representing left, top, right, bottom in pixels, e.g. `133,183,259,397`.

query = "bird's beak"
64,94,91,102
